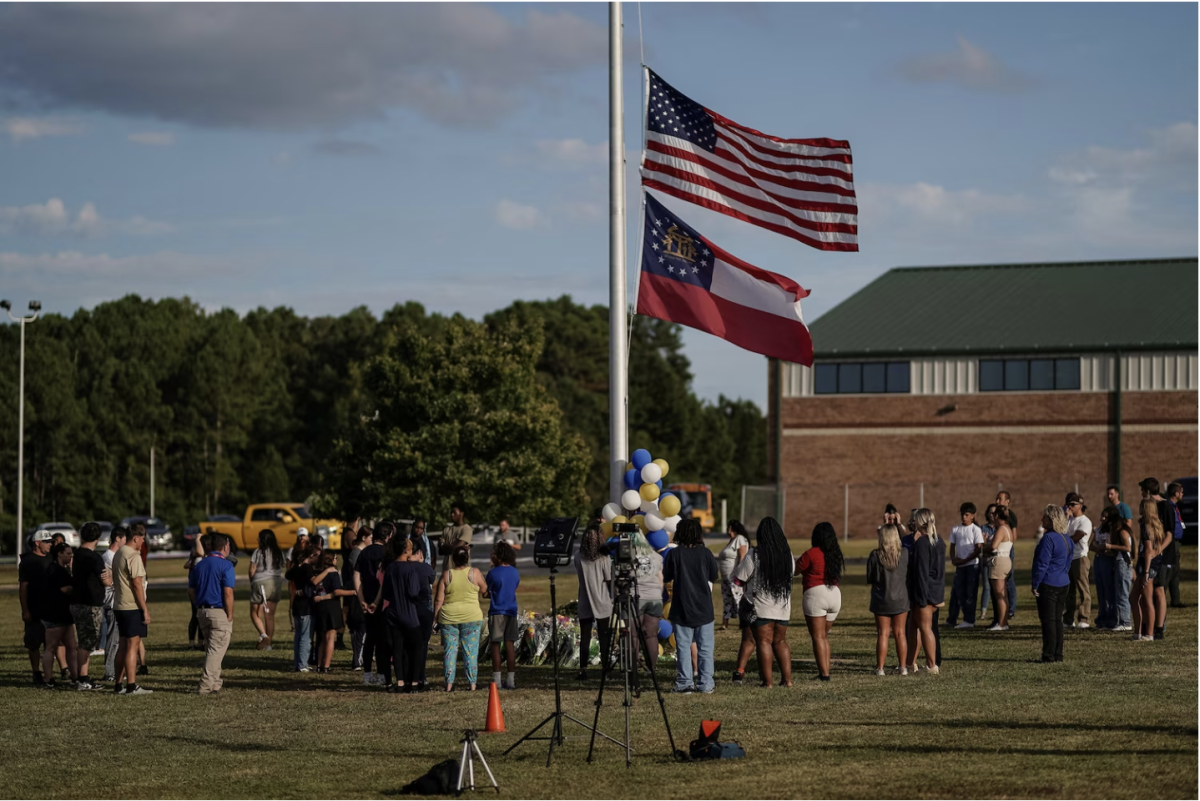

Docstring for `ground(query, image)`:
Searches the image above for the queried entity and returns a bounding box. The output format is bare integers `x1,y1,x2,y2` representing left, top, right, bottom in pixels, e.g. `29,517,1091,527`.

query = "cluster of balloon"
598,448,683,550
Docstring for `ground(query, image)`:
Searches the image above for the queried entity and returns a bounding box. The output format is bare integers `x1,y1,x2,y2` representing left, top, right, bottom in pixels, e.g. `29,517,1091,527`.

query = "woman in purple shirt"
1031,505,1073,663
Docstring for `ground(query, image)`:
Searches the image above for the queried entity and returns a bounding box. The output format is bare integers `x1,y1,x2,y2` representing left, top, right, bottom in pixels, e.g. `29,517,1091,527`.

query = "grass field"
3,540,1195,799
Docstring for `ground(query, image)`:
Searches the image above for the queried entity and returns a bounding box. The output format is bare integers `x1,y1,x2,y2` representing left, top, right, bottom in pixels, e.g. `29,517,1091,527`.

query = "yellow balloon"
653,458,669,478
632,513,648,533
600,521,614,536
659,494,681,517
639,483,660,502
612,515,628,525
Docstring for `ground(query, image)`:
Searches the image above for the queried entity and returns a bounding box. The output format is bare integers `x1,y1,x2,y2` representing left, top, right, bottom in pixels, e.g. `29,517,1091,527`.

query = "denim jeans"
673,621,714,693
947,564,980,625
1092,554,1115,628
1114,557,1132,628
979,573,992,619
293,614,313,671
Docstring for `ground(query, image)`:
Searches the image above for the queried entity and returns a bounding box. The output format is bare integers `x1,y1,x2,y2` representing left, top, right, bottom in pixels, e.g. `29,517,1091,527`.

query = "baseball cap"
296,527,309,537
32,529,52,542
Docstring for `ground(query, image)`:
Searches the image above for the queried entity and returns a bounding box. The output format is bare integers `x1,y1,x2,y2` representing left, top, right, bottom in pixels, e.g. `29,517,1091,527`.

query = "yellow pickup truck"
198,503,343,552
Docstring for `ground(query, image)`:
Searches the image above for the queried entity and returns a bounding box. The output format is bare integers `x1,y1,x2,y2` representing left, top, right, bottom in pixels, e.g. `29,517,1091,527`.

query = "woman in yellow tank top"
433,544,488,691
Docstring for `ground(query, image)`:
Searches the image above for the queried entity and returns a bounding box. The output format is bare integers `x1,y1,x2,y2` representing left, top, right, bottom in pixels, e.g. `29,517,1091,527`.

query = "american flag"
640,69,858,252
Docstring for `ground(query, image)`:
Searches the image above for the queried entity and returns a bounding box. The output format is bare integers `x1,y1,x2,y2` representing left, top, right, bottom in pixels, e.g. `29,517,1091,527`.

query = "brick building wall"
777,389,1197,538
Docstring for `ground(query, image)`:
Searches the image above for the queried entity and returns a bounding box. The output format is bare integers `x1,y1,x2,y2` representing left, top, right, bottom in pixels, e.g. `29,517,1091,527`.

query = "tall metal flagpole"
608,1,628,504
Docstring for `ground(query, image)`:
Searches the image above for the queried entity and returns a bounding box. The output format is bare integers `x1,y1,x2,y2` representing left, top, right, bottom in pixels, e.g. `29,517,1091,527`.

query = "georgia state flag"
636,193,814,366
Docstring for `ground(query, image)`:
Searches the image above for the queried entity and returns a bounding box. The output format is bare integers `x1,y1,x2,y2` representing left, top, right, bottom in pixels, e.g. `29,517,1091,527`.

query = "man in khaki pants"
188,533,236,694
1063,493,1093,629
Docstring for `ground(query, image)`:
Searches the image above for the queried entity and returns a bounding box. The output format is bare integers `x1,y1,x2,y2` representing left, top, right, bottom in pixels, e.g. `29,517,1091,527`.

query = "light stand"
502,566,624,766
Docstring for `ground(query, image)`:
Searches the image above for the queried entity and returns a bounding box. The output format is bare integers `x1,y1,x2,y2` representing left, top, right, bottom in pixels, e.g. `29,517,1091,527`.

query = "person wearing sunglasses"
1063,493,1093,629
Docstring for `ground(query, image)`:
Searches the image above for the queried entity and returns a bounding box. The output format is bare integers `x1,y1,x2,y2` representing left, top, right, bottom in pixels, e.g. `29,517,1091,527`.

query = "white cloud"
1048,121,1197,244
1,116,84,142
897,35,1033,92
0,198,174,238
0,249,232,277
536,138,607,166
494,198,543,230
859,182,1028,225
127,131,174,146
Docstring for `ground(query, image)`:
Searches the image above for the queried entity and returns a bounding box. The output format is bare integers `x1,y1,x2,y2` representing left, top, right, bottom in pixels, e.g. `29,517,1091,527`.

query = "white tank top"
996,541,1013,558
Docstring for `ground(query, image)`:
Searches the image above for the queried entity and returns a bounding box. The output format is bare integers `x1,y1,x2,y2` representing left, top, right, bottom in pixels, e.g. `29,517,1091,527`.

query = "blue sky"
0,2,1195,408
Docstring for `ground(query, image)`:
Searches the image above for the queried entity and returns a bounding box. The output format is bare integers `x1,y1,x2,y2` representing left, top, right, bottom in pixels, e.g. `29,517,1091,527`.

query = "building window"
814,361,910,394
980,357,1081,391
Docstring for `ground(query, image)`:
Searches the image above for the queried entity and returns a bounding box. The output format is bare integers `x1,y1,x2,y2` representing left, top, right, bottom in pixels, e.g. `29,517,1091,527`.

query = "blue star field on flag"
646,70,718,153
642,194,714,291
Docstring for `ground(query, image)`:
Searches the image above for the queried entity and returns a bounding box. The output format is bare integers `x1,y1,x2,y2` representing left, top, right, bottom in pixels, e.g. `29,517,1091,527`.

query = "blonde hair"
913,508,938,543
877,524,902,570
1140,499,1168,548
1043,504,1068,534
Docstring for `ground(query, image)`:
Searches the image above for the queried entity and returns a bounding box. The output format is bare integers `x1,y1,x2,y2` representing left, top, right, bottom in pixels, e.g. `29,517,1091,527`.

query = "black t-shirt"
355,543,386,601
18,552,51,618
381,561,423,629
1007,509,1019,531
42,563,74,624
71,547,106,607
662,546,719,627
286,564,315,617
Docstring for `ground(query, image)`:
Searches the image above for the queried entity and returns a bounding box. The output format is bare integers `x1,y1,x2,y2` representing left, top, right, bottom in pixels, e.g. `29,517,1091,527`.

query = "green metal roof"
809,257,1199,358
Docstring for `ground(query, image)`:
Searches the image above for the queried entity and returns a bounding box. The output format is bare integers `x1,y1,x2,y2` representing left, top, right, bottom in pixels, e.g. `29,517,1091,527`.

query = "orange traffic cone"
484,682,506,733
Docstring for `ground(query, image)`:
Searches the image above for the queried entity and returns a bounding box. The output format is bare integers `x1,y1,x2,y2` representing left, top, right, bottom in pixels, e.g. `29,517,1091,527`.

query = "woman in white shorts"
795,522,844,681
249,530,285,650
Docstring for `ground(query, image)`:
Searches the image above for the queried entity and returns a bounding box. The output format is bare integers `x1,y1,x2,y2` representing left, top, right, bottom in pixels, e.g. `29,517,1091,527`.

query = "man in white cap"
19,530,54,686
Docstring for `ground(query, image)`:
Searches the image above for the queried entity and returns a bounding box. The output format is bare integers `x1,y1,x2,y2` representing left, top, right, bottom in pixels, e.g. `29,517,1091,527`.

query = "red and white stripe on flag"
640,68,858,252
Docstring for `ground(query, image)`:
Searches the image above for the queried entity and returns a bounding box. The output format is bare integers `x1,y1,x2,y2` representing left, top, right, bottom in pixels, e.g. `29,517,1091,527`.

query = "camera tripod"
456,729,499,794
503,567,624,766
586,577,680,767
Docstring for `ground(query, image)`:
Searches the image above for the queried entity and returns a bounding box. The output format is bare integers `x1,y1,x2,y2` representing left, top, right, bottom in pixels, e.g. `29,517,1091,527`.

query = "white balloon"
601,502,622,522
621,490,642,511
640,463,663,484
664,515,681,533
639,498,660,515
645,512,666,531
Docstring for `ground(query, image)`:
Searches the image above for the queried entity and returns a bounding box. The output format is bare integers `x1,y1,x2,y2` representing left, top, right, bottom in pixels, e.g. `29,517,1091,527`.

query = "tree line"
0,294,766,551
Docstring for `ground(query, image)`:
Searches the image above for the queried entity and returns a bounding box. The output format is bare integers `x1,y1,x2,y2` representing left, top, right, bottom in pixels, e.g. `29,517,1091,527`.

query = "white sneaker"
127,685,154,695
91,649,105,657
899,667,909,676
875,669,886,676
954,622,973,630
1076,622,1090,629
1115,625,1131,632
926,665,939,675
987,624,1008,631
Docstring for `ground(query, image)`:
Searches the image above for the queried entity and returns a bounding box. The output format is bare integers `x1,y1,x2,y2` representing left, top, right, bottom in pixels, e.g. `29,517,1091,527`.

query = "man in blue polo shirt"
188,533,236,695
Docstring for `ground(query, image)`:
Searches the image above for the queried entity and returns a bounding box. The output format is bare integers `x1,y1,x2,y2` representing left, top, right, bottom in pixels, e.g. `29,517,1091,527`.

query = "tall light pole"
3,300,40,559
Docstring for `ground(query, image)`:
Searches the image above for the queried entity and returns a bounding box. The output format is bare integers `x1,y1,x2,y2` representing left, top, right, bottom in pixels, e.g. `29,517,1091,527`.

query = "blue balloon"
657,619,674,640
647,530,670,551
658,491,675,502
624,468,640,490
631,449,653,470
656,479,663,489
606,536,620,550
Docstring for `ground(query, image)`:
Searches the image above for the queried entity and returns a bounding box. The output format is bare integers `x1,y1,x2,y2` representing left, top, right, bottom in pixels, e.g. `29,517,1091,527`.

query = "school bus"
668,483,714,531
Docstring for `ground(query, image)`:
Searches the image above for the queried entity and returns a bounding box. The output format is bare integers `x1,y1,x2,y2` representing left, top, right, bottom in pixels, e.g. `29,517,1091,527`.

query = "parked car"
1174,476,1196,546
86,521,114,550
120,516,174,551
198,503,343,553
36,522,79,548
181,524,201,554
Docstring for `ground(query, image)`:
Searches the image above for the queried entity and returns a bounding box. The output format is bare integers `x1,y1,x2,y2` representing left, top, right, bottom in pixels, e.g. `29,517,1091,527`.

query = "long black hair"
753,517,793,603
728,520,748,540
674,518,704,547
580,522,603,561
257,529,283,571
811,522,844,586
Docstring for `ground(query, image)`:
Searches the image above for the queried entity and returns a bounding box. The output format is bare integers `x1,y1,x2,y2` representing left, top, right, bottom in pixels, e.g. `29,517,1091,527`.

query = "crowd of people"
14,477,1187,694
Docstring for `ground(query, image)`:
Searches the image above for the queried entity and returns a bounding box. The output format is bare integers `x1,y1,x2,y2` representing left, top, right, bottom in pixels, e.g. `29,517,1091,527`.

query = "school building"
767,257,1198,538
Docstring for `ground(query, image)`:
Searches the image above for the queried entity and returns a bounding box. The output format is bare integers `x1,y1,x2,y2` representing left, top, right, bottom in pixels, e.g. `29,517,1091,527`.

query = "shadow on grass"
784,719,1198,737
835,743,1195,757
